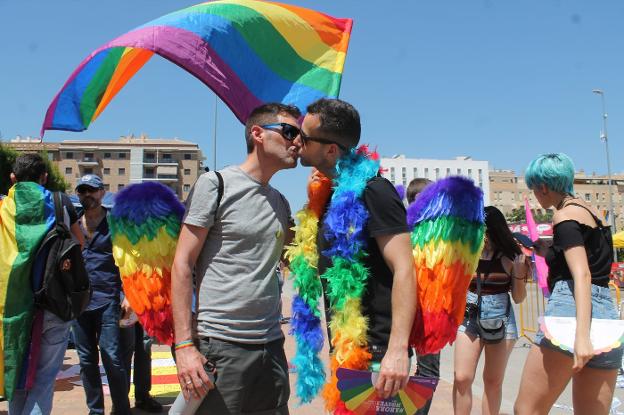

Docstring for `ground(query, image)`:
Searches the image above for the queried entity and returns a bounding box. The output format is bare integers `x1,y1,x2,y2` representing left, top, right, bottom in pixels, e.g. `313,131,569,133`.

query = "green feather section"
322,257,369,311
290,255,323,316
411,216,484,253
110,213,182,245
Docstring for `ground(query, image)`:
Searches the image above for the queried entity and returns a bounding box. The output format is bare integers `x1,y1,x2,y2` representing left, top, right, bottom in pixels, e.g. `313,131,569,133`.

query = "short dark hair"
306,98,361,150
244,103,301,154
406,178,433,203
13,153,47,183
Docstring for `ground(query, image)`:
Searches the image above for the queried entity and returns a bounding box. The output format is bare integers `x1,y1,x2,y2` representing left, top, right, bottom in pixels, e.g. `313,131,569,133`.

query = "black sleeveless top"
469,253,511,295
545,203,613,292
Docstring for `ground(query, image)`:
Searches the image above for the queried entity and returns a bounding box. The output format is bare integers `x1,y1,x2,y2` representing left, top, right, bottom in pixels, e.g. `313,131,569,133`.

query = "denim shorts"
535,280,623,370
459,291,518,340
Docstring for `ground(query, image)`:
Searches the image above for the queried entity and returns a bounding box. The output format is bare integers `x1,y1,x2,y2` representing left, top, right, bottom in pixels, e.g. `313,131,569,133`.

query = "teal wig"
525,153,575,195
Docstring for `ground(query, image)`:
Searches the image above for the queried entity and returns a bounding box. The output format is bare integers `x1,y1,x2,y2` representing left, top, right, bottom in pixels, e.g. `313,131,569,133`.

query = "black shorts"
197,337,290,415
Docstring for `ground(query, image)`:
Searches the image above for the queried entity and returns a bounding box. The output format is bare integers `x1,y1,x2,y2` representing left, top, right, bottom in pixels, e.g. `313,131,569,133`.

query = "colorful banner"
524,197,550,296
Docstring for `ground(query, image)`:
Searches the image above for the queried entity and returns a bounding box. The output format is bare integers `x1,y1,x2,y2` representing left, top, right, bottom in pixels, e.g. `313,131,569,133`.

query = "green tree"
0,143,68,195
506,207,525,223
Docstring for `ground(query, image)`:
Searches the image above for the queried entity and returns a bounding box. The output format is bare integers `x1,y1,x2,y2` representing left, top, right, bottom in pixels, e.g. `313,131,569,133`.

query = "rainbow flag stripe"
0,183,55,399
109,182,185,346
41,0,353,135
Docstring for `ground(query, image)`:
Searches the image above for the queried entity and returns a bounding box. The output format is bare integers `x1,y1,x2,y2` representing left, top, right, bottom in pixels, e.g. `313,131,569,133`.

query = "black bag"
33,192,92,321
475,253,510,344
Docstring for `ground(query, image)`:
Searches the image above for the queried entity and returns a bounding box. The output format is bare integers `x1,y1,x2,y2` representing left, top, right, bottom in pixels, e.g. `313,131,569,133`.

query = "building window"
446,168,451,177
103,152,111,158
103,184,110,191
585,193,591,202
401,167,407,186
424,168,429,179
468,169,472,177
184,169,191,175
184,184,191,192
118,152,127,159
478,169,483,188
413,167,418,178
84,152,94,159
65,152,74,159
184,153,192,160
83,168,93,175
435,168,440,180
457,168,461,175
390,167,395,183
118,184,125,191
163,153,172,160
103,168,110,175
118,168,126,175
65,167,72,175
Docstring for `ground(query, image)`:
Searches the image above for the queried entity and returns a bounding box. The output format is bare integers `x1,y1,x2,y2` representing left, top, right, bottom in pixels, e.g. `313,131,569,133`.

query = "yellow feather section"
112,228,177,276
413,239,483,274
284,208,319,266
329,298,369,365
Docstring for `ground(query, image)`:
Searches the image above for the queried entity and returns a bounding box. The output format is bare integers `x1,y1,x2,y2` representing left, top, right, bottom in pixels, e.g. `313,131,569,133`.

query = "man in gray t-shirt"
171,103,301,415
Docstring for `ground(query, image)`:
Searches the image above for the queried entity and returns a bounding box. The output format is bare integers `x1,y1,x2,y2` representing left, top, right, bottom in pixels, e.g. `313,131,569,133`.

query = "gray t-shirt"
184,166,292,343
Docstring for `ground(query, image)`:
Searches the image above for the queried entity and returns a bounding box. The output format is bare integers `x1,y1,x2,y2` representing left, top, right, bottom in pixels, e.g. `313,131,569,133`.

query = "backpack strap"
53,192,65,229
214,171,224,223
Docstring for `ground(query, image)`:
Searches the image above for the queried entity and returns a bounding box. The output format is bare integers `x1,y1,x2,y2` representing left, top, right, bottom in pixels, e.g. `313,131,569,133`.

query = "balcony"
143,158,178,165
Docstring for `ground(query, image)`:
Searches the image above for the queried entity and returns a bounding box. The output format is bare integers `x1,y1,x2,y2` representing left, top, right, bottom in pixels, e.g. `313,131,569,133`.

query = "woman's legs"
453,331,483,415
481,339,515,415
514,345,573,415
572,366,617,415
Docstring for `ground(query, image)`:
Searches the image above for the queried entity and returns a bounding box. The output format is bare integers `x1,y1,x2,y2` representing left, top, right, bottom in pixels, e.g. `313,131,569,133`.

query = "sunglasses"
299,130,347,151
260,123,301,141
76,186,101,194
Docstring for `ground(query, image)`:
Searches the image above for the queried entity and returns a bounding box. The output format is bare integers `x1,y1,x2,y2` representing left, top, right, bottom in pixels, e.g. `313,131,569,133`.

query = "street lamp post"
592,89,617,252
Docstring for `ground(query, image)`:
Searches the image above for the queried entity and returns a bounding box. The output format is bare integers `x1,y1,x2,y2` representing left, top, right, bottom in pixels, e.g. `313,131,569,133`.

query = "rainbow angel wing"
407,176,485,355
109,182,185,345
336,368,438,415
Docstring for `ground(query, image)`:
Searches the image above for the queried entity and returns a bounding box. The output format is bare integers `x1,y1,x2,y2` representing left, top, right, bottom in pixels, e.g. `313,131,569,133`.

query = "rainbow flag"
407,177,485,355
41,0,353,135
0,182,55,399
109,182,185,346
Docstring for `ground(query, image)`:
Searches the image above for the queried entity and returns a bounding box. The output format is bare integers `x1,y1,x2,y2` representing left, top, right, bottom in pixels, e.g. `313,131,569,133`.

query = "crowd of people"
1,99,622,415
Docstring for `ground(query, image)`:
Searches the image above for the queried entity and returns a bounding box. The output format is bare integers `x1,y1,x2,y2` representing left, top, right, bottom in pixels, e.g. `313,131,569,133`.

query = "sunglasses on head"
299,130,347,151
260,123,301,141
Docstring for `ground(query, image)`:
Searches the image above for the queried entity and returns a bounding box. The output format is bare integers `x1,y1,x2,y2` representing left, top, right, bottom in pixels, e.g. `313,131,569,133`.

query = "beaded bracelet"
174,340,194,350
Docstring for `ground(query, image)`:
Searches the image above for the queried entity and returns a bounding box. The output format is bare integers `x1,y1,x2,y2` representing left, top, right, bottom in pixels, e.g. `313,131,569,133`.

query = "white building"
380,155,490,202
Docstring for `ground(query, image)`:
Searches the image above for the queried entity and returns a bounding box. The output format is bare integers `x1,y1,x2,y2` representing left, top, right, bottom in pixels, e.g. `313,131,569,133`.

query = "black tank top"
545,202,613,292
469,252,511,295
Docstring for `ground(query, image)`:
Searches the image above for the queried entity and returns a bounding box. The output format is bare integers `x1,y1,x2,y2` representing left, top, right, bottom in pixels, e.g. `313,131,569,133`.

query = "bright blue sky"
2,0,623,209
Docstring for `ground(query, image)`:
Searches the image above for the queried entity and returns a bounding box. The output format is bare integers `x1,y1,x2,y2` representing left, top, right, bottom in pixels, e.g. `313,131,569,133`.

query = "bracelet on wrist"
174,339,194,350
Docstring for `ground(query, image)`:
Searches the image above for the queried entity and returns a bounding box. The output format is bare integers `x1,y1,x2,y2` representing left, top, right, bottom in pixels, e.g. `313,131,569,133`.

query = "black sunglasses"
260,123,301,141
299,130,347,151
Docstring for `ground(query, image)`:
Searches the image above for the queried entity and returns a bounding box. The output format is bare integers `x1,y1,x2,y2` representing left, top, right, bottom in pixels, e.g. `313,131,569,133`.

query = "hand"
532,238,552,257
512,254,528,280
374,348,410,399
120,297,133,321
573,335,594,372
175,346,215,400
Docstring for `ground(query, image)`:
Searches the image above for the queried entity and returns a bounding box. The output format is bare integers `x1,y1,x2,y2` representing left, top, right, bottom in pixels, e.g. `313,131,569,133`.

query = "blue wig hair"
525,153,575,195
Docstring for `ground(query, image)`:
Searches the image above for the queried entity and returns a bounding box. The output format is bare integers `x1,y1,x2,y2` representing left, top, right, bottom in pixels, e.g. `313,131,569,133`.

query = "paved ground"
1,279,622,414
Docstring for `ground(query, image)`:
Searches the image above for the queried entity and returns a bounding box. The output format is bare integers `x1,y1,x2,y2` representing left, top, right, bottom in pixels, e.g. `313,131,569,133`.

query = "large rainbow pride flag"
41,0,353,135
0,183,55,399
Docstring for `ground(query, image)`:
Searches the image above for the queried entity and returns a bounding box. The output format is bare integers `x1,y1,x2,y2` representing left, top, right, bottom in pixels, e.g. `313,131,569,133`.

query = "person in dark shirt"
72,174,131,415
7,153,83,415
515,153,623,414
294,98,416,400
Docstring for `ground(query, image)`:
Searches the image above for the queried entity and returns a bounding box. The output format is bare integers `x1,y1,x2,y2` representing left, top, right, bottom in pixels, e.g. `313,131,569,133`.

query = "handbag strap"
476,251,511,316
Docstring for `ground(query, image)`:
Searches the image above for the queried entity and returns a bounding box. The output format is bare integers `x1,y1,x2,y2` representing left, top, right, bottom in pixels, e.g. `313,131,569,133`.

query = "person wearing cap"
292,98,417,401
72,174,131,415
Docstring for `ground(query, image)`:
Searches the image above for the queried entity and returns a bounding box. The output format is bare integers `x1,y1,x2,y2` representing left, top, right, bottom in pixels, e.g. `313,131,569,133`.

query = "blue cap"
76,174,104,190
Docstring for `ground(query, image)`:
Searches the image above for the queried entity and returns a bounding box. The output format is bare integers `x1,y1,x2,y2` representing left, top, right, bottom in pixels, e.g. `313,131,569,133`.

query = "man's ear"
250,125,264,148
10,173,16,184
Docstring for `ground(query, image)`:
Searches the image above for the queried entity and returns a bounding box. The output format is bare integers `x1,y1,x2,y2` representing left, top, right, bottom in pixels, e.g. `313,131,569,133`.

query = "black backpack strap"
53,192,64,228
214,171,224,223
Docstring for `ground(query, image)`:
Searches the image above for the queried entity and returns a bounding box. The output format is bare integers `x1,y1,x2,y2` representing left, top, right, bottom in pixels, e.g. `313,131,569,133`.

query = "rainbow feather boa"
286,145,380,413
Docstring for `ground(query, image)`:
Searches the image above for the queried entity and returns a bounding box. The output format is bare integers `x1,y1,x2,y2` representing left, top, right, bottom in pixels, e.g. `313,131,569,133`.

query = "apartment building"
380,155,490,202
7,134,204,200
490,169,624,230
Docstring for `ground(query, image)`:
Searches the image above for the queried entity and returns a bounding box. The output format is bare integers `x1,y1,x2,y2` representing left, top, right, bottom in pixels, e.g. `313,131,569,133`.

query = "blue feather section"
395,184,406,201
111,182,185,224
290,295,325,403
322,192,369,261
333,148,380,197
407,176,484,226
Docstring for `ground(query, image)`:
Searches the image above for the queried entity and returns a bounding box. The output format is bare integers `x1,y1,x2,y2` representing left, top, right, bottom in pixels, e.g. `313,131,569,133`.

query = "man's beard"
80,196,100,210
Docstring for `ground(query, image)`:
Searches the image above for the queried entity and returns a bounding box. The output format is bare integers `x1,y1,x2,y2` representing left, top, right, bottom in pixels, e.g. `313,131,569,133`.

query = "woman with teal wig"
515,153,622,415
